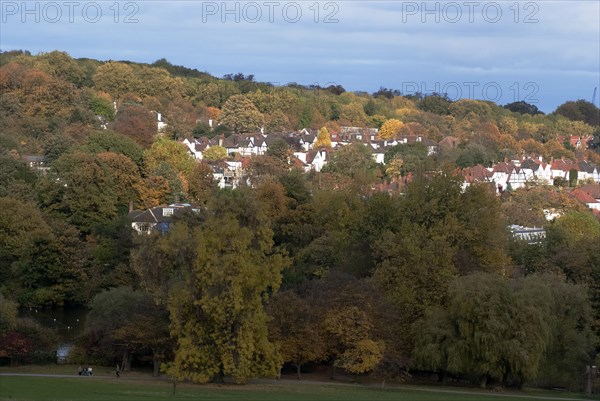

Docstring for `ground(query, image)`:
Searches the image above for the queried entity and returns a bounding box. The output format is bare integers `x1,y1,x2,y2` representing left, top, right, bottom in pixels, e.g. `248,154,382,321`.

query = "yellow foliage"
378,119,403,140
315,127,332,148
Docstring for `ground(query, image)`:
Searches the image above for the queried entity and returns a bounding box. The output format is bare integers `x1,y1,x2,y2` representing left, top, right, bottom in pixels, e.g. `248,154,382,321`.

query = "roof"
579,184,600,199
462,164,493,183
570,188,598,204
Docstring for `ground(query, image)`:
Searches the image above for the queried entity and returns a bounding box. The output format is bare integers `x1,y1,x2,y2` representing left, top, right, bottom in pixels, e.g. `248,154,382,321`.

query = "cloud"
1,0,598,111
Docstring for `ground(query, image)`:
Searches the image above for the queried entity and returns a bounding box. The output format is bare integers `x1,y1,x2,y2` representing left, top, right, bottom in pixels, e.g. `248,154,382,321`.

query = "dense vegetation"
1,50,599,390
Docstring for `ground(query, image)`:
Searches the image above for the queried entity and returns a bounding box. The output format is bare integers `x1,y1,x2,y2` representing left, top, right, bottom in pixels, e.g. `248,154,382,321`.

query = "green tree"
0,198,87,306
83,130,144,167
89,95,115,120
217,95,263,134
418,94,452,115
322,144,377,191
39,152,118,232
84,287,171,374
266,138,290,163
202,145,227,161
554,100,600,127
192,122,212,138
414,273,552,388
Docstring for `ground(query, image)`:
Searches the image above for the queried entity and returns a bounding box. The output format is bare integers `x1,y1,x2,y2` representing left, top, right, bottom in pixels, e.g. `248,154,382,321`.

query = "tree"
93,62,136,100
266,138,290,163
554,100,600,127
133,198,286,383
504,101,543,115
202,145,227,161
314,127,332,148
265,110,291,133
534,275,596,388
418,94,451,115
414,273,551,388
112,105,157,148
97,152,143,208
89,95,115,120
192,122,212,138
455,143,492,167
0,154,37,199
414,273,595,388
82,130,144,168
40,152,118,232
187,162,216,205
217,95,263,134
378,119,403,140
143,136,195,177
35,50,85,86
322,144,378,190
267,290,327,379
84,287,171,374
0,318,58,366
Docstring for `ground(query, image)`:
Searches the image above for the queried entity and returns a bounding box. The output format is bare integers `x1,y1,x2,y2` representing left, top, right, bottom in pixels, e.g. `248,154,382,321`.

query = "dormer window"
163,208,174,217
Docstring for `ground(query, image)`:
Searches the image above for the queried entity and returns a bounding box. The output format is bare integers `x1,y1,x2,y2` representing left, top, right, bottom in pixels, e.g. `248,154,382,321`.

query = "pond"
19,306,88,363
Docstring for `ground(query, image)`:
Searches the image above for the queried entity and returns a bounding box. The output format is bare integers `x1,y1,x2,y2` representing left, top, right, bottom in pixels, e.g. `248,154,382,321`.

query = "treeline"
0,50,599,388
1,50,599,165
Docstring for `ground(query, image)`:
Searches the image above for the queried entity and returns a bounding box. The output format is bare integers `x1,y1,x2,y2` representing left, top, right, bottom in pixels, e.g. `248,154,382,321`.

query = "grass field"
1,375,597,401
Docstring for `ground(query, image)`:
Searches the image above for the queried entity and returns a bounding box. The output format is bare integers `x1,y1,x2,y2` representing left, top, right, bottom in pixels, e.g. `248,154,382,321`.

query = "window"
163,208,174,217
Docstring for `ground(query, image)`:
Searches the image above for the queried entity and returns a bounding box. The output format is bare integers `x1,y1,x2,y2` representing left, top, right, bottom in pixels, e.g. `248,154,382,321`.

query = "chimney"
209,119,213,128
218,134,224,147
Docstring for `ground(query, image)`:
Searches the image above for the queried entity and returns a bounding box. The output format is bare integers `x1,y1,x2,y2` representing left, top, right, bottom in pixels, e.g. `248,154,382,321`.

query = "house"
438,136,458,151
298,129,317,151
393,135,439,155
461,164,493,189
577,160,600,183
519,157,552,185
129,203,200,234
22,155,50,175
509,224,546,244
370,145,386,164
339,126,378,142
151,111,167,132
571,185,600,210
210,160,244,189
491,161,523,192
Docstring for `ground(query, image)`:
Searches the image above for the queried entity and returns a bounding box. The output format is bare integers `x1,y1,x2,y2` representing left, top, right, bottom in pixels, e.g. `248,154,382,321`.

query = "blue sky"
1,0,599,112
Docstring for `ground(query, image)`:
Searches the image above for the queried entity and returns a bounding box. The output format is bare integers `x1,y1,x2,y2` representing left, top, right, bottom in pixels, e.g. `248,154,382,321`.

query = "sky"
1,0,599,113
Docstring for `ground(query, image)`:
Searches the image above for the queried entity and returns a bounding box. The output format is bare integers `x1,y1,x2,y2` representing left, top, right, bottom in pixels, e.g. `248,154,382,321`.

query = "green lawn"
0,376,595,401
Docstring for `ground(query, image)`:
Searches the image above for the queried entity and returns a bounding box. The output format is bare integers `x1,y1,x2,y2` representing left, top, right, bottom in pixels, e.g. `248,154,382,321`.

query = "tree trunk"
438,370,447,383
122,350,131,372
296,363,301,380
153,357,160,377
152,348,161,377
330,363,336,380
480,374,488,389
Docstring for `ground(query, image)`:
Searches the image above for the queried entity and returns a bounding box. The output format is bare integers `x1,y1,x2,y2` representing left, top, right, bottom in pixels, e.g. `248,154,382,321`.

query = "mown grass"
0,375,596,401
